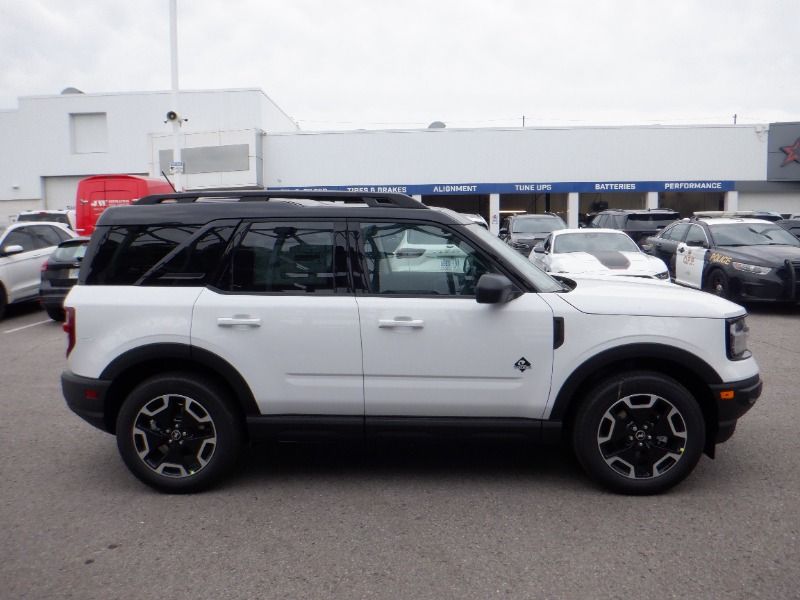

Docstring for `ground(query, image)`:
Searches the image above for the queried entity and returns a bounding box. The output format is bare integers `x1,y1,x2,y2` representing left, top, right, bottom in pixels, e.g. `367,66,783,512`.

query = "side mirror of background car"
498,227,509,238
476,273,516,304
532,244,546,254
1,244,24,257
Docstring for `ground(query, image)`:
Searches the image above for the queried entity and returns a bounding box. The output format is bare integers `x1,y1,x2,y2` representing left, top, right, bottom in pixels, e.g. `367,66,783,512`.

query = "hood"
719,245,800,265
550,251,665,275
556,277,745,319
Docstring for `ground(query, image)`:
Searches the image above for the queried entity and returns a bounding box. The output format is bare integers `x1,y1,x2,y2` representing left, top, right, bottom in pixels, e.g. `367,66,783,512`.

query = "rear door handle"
378,318,425,329
217,316,262,327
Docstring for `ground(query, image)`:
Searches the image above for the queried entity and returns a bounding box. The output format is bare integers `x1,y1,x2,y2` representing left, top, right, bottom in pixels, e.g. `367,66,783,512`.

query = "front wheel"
572,372,705,495
705,269,731,300
116,373,243,493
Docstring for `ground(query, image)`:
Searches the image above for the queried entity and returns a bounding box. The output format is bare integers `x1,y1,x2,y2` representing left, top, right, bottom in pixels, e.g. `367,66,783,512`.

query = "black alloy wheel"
45,306,66,322
0,286,6,320
572,372,705,495
116,373,243,493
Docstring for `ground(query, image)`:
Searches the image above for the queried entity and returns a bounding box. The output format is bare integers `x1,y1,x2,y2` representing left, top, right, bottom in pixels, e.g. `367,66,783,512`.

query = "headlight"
655,271,670,280
727,316,751,360
731,261,771,275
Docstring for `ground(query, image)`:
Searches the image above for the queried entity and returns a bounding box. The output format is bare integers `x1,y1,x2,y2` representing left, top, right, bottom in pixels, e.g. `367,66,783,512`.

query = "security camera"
165,110,181,123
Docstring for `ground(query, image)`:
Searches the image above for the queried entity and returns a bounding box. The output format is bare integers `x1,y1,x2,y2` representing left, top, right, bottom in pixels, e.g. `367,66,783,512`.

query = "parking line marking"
3,319,52,334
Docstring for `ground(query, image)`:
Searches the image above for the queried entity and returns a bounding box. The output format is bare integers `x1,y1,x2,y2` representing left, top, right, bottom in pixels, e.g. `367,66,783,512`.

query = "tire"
0,286,6,321
45,305,65,322
705,268,731,300
572,371,705,495
116,372,243,493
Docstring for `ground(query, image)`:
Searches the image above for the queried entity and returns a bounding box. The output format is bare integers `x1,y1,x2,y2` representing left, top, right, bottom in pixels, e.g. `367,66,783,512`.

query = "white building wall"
0,89,297,221
739,192,800,214
263,125,767,187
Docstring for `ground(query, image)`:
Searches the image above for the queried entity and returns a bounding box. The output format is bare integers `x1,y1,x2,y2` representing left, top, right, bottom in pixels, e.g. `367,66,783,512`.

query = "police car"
643,217,800,302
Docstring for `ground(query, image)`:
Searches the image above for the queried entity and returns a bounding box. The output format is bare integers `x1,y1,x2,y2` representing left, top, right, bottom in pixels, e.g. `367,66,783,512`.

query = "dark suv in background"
499,213,566,255
589,209,680,245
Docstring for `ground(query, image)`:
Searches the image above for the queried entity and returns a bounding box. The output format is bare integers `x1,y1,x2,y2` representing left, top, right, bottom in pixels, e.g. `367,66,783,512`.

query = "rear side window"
141,226,236,286
85,225,200,285
218,222,347,294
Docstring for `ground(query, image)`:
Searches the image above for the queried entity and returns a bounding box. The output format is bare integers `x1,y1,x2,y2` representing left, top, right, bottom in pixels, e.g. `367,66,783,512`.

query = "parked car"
0,222,75,319
642,217,800,302
588,209,680,245
39,237,90,321
62,190,760,495
776,219,800,240
530,229,670,281
499,213,566,254
16,209,76,230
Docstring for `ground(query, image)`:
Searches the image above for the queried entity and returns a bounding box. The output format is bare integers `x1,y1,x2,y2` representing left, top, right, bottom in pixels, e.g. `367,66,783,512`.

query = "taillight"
41,260,49,272
63,307,76,356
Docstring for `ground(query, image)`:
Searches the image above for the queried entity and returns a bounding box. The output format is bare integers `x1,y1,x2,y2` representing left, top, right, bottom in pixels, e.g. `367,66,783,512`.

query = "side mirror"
2,244,24,257
476,273,516,304
532,244,545,254
499,228,508,237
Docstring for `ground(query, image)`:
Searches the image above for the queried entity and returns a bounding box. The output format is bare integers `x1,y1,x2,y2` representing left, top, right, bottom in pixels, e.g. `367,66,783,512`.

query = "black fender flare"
548,343,723,421
100,343,259,416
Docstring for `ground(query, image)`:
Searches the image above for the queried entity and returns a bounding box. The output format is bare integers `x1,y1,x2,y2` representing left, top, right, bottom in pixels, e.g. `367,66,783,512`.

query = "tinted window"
710,223,800,247
624,214,679,230
358,222,495,296
53,241,89,262
511,216,566,234
220,222,345,294
86,225,200,285
661,223,689,241
142,226,236,286
684,225,708,246
31,225,66,247
3,228,37,252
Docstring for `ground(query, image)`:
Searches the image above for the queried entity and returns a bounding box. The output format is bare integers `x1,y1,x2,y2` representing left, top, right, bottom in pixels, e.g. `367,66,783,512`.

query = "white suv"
61,191,762,494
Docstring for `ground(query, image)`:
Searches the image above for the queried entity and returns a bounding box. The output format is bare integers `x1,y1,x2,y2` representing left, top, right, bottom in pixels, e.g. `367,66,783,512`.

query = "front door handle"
378,318,425,329
217,316,262,327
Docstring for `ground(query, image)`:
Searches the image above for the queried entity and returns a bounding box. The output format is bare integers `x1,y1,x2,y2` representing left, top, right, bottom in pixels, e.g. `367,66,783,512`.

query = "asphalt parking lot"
1,300,799,599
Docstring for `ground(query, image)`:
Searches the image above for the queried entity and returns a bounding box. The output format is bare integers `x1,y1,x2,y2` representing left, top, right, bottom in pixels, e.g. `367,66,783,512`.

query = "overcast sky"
1,0,798,130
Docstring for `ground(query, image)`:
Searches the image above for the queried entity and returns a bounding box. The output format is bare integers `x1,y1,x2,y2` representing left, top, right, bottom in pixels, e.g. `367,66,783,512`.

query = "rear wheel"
116,373,243,493
572,372,705,495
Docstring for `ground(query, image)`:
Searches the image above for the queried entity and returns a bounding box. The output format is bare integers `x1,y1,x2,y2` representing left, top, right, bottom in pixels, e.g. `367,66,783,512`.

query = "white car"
530,228,670,281
0,221,76,318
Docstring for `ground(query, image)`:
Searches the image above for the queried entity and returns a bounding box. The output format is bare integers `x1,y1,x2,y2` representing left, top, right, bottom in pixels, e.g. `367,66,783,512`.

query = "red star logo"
780,137,800,166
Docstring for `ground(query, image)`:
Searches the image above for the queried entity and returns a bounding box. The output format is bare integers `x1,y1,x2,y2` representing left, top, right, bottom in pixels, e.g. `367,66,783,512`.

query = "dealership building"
1,87,799,234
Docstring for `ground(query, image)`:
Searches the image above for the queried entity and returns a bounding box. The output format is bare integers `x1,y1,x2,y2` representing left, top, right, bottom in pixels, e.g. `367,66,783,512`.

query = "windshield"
554,232,639,253
624,214,678,230
469,225,564,292
511,216,566,234
710,222,800,247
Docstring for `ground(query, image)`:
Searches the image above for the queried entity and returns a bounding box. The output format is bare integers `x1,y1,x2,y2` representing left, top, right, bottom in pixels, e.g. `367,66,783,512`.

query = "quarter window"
357,222,494,296
684,225,708,246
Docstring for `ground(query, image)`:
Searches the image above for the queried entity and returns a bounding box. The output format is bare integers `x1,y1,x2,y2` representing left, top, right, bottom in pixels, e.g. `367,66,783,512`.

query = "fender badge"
514,357,532,372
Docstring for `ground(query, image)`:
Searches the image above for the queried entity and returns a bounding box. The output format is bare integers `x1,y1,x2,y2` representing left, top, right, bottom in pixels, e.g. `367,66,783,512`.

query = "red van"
75,175,175,235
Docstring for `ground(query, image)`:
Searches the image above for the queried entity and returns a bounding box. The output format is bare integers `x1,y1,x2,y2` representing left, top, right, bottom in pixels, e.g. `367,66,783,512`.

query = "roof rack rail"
135,190,425,209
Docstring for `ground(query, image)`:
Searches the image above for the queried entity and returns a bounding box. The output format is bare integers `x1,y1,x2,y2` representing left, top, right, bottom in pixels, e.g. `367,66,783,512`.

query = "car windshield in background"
624,215,678,230
711,223,800,247
554,232,639,253
469,225,565,293
53,241,89,261
512,217,566,234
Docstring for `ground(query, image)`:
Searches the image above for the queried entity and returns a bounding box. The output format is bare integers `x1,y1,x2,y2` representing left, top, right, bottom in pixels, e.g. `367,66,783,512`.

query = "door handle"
378,318,425,329
217,316,262,327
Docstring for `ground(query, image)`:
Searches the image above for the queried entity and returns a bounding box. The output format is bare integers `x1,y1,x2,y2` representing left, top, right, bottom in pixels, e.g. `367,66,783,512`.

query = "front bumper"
734,265,799,302
61,370,113,433
710,374,762,443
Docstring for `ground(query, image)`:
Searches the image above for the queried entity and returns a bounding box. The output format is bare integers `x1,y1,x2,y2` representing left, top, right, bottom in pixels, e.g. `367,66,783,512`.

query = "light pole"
169,0,183,191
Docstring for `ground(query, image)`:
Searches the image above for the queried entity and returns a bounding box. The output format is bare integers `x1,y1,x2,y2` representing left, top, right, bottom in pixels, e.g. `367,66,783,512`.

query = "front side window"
356,222,494,296
3,228,37,252
220,221,346,294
